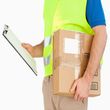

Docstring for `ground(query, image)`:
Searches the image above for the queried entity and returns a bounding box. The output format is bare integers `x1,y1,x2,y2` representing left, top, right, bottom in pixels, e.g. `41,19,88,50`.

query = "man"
22,0,107,110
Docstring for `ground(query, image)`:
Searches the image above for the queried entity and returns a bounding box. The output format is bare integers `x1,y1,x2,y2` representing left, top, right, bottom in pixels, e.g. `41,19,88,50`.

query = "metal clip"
3,24,9,35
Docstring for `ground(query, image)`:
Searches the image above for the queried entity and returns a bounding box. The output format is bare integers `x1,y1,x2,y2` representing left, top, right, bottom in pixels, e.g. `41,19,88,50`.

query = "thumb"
21,43,30,49
70,80,78,93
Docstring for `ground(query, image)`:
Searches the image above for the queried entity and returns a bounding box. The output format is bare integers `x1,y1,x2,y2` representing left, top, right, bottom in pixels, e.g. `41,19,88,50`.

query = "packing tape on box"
74,65,81,79
54,56,81,69
60,63,81,80
63,33,82,55
64,38,81,54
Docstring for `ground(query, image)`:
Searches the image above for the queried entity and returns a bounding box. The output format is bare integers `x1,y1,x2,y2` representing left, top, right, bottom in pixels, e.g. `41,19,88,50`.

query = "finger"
82,97,87,104
81,98,85,104
77,94,80,101
70,80,78,93
21,43,27,48
21,43,28,46
22,43,30,48
77,95,81,102
80,97,84,102
22,45,31,51
78,95,84,102
74,92,79,101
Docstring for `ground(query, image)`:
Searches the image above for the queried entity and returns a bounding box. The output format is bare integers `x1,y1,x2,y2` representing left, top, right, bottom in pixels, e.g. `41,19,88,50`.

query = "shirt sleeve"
86,0,106,28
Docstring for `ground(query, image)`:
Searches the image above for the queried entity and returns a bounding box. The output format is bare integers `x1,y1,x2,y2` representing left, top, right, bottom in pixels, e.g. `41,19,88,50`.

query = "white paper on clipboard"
2,25,37,76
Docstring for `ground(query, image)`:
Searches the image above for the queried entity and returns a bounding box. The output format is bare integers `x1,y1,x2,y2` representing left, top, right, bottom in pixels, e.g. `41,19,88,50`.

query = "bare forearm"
33,40,44,57
83,26,107,82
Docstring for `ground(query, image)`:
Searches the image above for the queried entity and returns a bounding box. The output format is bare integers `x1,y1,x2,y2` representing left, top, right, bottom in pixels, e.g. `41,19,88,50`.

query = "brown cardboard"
53,64,100,97
53,29,101,97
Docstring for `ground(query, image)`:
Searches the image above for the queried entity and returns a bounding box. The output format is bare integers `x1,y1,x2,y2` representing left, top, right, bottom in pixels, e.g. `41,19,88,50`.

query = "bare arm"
83,26,107,82
71,25,107,101
33,40,44,57
22,40,44,58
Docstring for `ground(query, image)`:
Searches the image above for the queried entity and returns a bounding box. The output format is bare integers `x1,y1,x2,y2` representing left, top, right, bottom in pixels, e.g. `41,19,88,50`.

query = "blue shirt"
86,0,106,28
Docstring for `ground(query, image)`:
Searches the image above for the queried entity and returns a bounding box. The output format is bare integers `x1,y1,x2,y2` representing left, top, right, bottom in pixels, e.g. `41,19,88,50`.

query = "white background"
0,0,110,110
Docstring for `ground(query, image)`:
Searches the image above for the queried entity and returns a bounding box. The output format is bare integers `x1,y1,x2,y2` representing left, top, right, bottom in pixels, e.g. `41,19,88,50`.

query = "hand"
21,43,36,57
70,77,91,102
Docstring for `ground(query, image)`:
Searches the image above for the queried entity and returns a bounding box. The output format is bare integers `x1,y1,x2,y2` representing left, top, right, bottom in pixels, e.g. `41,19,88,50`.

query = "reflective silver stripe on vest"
44,55,51,65
44,37,51,47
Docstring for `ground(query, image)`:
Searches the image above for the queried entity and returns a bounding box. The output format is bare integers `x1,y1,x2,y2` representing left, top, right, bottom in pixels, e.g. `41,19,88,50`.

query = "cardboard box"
53,29,101,97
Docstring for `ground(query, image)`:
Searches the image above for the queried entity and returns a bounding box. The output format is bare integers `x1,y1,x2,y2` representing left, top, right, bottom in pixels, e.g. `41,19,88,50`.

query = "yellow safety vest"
43,0,102,77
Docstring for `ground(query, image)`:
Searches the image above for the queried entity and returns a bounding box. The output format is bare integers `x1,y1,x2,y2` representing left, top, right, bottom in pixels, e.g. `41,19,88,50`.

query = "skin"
22,41,44,57
22,25,107,102
70,25,107,102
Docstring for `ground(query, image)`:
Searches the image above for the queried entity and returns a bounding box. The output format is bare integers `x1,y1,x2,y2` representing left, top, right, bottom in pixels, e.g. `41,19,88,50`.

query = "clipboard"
2,25,37,76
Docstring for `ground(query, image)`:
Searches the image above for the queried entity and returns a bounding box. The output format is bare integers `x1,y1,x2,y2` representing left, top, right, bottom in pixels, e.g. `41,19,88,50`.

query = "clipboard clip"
3,24,9,35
